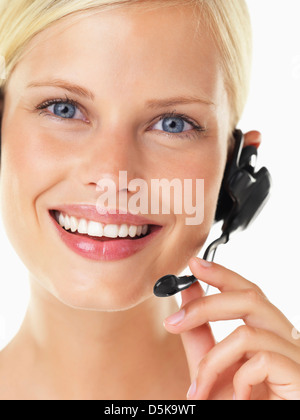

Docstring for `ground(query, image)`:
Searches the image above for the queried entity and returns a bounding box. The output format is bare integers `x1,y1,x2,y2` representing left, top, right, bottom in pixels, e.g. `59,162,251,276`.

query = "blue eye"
151,113,204,137
52,103,76,119
162,117,186,133
35,96,86,121
153,116,192,134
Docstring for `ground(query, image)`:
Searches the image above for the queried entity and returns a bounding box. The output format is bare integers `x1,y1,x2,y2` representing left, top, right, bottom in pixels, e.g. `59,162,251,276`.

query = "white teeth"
103,224,119,238
64,215,71,231
88,221,103,237
55,212,149,239
70,216,78,233
118,224,129,238
128,225,137,238
59,212,65,227
77,218,88,234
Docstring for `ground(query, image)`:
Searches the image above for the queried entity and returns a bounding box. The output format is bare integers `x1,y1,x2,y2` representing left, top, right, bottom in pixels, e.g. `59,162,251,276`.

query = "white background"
0,0,300,349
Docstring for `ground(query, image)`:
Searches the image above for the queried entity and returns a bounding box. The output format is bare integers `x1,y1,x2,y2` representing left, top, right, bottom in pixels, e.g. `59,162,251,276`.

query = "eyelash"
150,111,206,140
35,96,207,139
35,95,82,119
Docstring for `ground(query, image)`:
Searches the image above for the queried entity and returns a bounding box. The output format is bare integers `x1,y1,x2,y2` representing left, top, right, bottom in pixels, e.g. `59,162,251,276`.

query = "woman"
0,0,299,400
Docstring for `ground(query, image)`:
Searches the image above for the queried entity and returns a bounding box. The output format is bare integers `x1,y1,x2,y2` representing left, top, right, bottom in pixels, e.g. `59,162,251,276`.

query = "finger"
187,257,296,342
181,279,205,306
243,130,262,148
187,326,300,400
177,282,215,380
233,351,300,400
164,289,295,343
189,257,266,295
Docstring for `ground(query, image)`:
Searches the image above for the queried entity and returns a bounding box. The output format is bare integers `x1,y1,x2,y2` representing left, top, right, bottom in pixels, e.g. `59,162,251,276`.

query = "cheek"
0,120,66,263
2,120,63,193
154,141,226,271
173,143,225,223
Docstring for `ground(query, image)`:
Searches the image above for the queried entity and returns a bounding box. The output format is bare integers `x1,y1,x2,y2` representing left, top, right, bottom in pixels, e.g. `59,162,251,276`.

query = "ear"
243,130,262,149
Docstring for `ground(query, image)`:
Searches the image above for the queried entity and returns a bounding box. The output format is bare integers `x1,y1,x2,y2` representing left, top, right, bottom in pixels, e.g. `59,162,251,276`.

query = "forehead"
7,4,224,105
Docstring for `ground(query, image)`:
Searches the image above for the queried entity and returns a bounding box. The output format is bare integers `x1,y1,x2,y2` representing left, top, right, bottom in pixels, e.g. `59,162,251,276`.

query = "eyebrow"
145,95,215,109
27,79,95,101
26,79,215,108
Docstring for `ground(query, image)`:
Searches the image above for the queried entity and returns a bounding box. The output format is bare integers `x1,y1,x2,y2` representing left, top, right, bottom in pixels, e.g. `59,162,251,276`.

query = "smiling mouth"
49,210,161,241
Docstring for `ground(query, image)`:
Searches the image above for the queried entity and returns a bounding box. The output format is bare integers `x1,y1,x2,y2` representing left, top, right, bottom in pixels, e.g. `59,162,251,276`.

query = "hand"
164,257,300,400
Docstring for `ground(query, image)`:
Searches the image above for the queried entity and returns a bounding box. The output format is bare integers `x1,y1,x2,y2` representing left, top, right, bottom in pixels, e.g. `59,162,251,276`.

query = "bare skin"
0,3,226,400
1,4,299,400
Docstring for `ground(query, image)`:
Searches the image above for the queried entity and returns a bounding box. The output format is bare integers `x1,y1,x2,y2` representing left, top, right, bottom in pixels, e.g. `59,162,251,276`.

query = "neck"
10,276,185,399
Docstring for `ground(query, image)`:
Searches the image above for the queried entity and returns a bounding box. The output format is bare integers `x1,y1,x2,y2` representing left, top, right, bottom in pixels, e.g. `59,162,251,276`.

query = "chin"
45,273,153,312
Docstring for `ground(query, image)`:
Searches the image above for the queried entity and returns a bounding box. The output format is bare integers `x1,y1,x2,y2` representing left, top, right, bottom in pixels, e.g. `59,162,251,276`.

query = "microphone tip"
153,274,179,297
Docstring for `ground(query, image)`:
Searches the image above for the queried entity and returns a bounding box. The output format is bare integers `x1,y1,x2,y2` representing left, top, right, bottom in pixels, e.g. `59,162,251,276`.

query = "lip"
49,205,163,261
52,204,159,226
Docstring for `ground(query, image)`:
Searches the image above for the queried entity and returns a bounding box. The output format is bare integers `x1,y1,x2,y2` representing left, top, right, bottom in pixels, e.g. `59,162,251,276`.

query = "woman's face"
0,4,230,310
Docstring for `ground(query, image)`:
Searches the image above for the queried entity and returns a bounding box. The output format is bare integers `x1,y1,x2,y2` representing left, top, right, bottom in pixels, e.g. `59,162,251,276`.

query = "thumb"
180,281,215,381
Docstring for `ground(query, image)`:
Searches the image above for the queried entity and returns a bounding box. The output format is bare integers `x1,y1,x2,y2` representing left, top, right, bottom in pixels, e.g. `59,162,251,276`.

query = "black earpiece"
153,129,272,298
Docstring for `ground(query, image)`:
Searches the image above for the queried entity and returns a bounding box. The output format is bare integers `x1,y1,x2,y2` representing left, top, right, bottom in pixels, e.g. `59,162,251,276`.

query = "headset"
153,129,272,298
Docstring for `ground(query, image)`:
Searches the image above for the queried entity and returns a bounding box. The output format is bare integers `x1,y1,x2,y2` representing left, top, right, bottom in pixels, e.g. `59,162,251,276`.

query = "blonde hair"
0,0,252,128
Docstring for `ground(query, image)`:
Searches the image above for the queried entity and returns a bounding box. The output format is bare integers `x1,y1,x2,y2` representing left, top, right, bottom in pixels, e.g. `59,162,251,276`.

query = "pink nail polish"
164,309,185,326
195,257,212,268
187,379,197,399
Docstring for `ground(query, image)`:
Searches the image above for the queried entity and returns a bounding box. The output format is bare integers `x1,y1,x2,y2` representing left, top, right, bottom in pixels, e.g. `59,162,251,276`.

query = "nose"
73,125,141,194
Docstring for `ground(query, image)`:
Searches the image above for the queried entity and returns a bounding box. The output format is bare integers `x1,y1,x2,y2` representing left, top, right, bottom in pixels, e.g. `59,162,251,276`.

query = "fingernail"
233,392,236,400
187,379,197,399
194,257,212,268
164,309,185,326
